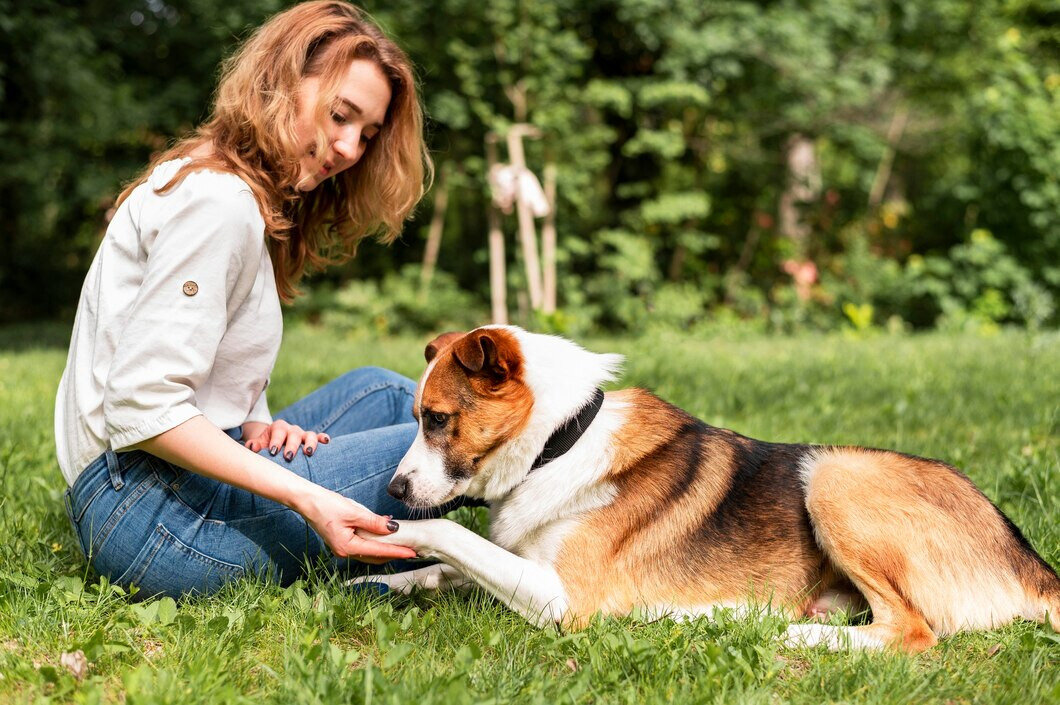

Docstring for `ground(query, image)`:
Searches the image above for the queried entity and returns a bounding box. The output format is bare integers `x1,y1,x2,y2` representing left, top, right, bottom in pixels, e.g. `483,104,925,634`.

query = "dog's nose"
387,474,410,502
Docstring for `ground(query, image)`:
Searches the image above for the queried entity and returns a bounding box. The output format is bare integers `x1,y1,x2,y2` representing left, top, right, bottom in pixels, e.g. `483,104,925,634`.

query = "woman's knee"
337,366,417,399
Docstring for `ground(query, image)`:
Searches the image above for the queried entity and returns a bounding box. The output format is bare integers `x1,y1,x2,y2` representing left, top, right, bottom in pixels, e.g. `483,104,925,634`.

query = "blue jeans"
63,366,442,599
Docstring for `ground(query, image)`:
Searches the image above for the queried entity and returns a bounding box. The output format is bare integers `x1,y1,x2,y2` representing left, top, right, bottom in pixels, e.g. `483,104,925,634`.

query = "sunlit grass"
1,322,1057,704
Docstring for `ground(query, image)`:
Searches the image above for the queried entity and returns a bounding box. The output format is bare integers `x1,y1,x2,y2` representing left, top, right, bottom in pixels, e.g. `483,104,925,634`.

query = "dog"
352,326,1060,651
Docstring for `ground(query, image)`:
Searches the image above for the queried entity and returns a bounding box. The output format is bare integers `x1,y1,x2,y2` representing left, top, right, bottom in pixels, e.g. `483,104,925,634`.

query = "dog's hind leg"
346,563,471,594
789,450,942,652
795,447,1060,649
357,518,569,627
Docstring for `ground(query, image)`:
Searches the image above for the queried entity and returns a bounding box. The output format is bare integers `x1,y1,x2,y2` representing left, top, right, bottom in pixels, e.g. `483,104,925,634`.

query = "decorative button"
182,281,198,296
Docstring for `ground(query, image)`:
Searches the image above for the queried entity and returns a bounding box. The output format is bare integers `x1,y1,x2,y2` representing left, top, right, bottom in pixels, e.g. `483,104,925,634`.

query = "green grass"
1,322,1058,704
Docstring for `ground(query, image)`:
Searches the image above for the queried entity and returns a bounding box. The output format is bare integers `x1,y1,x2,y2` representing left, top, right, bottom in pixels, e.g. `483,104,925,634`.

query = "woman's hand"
243,420,330,460
297,487,418,564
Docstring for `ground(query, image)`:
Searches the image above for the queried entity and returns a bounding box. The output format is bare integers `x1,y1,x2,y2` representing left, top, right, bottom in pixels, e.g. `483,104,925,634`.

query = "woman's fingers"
303,431,319,457
356,511,400,537
244,421,324,459
245,426,269,452
268,422,289,456
282,425,304,461
353,556,390,565
341,534,417,561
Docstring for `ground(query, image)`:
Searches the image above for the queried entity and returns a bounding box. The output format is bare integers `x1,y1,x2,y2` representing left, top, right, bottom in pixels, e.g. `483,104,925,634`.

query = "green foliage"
831,229,1055,332
290,265,487,337
1,0,1057,331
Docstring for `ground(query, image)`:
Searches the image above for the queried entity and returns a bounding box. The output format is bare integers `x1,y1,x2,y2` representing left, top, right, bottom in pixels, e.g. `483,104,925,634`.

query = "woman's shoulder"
148,158,256,204
138,158,265,234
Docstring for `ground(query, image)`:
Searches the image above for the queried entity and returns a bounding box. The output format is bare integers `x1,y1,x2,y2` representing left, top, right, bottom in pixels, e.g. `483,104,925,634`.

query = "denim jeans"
63,366,442,599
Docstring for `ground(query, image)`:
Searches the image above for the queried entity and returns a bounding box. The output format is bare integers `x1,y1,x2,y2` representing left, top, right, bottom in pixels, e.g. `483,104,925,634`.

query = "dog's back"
547,388,1060,648
551,389,826,624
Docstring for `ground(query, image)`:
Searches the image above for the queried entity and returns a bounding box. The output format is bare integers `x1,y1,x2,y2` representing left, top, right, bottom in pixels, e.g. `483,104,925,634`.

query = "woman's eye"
331,112,348,125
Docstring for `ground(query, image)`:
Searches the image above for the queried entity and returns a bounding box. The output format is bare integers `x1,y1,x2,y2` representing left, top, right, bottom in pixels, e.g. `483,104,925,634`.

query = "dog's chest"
487,465,620,565
489,504,580,565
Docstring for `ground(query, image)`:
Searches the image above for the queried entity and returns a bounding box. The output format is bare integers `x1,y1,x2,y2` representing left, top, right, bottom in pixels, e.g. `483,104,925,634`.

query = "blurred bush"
288,265,486,337
2,0,1057,333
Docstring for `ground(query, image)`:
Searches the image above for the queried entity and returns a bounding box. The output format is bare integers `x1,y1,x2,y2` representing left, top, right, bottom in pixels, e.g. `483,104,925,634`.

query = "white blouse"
55,158,283,485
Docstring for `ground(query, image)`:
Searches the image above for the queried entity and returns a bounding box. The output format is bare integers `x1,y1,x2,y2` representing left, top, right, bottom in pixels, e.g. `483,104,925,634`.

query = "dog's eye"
425,411,449,429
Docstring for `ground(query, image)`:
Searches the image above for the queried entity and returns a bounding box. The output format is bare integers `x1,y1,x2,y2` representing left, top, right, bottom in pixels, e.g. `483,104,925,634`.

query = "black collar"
529,388,606,472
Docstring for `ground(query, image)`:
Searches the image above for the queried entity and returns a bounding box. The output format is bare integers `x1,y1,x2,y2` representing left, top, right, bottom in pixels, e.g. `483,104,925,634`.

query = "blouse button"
182,281,198,296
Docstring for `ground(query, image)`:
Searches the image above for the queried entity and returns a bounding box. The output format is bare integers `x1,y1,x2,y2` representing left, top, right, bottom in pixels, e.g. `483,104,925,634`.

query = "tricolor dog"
353,326,1060,651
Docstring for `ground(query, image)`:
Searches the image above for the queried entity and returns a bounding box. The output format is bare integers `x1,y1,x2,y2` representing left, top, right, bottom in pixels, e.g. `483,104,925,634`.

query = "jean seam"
64,489,89,559
73,480,110,525
332,462,402,497
91,476,159,556
117,525,167,588
151,467,226,526
156,523,245,576
316,382,415,433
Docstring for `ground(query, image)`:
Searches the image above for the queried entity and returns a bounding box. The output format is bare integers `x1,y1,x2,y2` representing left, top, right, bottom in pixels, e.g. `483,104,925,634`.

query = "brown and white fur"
352,326,1060,651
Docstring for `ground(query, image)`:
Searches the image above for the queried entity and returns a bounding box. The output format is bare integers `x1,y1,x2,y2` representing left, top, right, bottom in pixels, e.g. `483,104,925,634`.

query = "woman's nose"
333,136,360,164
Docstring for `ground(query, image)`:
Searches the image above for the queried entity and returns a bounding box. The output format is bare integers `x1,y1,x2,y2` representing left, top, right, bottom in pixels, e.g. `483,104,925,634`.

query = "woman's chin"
294,175,319,192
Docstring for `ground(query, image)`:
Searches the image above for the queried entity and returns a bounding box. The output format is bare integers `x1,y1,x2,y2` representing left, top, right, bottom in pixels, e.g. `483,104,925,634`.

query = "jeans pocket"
116,523,245,600
89,473,160,557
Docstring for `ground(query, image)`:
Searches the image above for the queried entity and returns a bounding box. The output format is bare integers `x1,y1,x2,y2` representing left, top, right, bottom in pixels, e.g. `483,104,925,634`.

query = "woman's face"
294,58,392,191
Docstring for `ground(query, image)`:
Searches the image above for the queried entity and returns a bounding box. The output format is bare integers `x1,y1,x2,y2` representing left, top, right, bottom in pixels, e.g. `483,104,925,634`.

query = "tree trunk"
420,166,449,291
541,163,557,314
777,133,821,255
506,125,544,311
488,205,508,325
485,136,507,324
868,105,910,208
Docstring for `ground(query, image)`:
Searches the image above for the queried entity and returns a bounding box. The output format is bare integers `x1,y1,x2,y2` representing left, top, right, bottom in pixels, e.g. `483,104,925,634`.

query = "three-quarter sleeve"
103,172,266,451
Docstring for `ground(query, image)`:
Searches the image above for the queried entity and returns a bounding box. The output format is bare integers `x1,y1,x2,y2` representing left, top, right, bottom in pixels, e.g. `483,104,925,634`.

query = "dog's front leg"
359,518,568,627
347,563,471,594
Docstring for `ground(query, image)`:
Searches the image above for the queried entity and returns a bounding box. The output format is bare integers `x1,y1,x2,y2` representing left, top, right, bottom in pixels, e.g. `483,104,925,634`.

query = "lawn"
1,322,1058,704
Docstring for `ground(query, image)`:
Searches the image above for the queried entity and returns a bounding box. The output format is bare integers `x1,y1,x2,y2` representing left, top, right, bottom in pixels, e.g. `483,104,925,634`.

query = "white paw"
783,624,886,651
345,564,467,595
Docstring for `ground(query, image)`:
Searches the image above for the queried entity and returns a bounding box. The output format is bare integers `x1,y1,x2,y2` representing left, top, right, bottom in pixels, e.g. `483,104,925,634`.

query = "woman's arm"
133,415,417,562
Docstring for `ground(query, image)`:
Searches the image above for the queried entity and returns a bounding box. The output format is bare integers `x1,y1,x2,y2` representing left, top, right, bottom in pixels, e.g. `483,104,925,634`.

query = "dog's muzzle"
387,474,411,502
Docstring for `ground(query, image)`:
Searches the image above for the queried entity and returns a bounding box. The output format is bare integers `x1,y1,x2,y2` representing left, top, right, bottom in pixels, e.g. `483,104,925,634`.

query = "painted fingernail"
269,446,278,456
305,447,314,457
386,520,399,533
284,450,294,461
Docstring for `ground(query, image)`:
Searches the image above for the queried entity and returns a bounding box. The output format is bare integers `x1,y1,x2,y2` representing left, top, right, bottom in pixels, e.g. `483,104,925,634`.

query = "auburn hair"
115,0,431,302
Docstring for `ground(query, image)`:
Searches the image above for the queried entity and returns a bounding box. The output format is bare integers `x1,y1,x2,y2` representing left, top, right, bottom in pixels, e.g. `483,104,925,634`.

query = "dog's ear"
452,329,517,382
424,331,466,362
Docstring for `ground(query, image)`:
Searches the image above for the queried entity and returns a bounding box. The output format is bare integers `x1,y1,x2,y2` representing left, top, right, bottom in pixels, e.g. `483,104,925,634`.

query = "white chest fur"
486,402,625,565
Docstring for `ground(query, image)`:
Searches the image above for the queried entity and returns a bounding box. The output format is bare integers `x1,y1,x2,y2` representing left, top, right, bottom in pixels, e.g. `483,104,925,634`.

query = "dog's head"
388,325,621,507
387,326,534,506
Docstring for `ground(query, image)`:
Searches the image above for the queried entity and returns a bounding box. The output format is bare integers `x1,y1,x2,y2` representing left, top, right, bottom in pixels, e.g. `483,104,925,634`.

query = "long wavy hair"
116,0,431,302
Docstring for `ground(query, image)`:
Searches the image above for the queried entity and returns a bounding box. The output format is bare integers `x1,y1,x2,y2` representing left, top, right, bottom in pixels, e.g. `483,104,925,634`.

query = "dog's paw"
345,579,391,597
356,518,459,554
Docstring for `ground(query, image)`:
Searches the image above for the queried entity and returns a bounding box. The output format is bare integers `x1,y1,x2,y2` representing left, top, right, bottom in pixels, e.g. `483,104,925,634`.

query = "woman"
55,0,432,598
